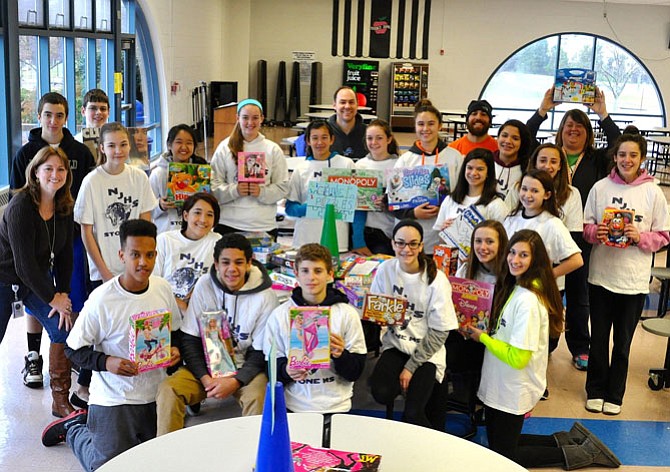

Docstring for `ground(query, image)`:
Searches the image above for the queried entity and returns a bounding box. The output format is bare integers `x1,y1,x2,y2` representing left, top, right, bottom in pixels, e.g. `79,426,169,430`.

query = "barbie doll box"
288,307,331,370
128,309,172,373
196,310,237,378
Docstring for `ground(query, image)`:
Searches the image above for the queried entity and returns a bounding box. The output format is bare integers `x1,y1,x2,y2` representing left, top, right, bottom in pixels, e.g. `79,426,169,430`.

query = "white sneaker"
603,402,621,415
585,398,604,413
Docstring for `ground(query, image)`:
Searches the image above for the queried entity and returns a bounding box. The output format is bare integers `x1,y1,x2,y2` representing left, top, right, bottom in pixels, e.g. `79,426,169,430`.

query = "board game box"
553,68,597,104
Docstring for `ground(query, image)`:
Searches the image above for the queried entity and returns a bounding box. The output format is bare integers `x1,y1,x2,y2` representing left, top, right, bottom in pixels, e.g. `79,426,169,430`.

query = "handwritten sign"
306,181,357,222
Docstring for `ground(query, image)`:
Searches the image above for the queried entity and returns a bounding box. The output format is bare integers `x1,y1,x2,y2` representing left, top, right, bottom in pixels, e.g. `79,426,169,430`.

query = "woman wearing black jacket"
526,86,621,371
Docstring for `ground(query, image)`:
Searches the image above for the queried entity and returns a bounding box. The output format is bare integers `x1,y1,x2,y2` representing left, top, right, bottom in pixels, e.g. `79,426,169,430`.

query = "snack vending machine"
389,62,429,128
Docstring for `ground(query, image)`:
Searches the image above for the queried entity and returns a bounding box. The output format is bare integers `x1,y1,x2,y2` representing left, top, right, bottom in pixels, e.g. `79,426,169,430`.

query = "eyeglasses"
393,240,422,249
86,106,109,113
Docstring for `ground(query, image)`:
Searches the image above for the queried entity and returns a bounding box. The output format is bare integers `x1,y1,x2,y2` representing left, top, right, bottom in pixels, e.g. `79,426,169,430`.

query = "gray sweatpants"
67,403,157,471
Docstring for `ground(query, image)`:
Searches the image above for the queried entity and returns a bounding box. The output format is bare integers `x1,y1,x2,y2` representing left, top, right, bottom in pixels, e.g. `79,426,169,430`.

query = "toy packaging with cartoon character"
385,164,450,210
448,276,494,331
322,168,385,212
438,205,485,258
166,162,212,206
291,441,382,471
433,244,459,276
361,293,407,326
237,151,267,183
288,307,331,370
553,68,597,104
128,309,172,373
602,207,635,248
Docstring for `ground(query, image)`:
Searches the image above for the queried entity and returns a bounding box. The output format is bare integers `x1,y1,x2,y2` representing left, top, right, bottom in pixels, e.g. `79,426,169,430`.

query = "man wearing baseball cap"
448,99,498,155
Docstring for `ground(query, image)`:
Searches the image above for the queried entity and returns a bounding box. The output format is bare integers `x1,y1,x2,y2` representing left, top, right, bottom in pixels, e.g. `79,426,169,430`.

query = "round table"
96,413,528,471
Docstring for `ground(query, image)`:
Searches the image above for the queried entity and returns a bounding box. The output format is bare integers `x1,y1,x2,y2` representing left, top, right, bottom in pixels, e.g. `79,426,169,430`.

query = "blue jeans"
0,282,68,345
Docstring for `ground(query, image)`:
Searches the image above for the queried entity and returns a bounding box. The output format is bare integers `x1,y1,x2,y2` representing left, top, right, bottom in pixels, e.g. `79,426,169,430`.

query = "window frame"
480,32,666,130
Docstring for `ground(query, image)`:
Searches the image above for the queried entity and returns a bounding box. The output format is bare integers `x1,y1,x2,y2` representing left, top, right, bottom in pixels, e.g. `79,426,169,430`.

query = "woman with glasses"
369,220,458,429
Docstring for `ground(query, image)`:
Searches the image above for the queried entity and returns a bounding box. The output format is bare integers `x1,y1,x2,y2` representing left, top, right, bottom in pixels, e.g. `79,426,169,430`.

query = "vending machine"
389,62,429,129
343,59,380,115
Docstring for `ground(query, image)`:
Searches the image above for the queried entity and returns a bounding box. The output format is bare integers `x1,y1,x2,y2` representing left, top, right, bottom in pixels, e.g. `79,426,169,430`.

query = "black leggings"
370,348,444,430
485,406,564,468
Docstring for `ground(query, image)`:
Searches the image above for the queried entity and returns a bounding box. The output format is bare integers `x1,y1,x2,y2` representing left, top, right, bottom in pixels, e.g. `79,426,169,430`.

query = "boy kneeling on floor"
42,220,182,471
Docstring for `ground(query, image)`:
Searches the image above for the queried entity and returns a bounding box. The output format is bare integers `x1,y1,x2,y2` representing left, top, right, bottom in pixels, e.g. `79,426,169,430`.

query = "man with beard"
449,99,498,156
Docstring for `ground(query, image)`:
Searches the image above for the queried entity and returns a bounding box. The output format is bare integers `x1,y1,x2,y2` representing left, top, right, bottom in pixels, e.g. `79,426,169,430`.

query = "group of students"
0,82,667,471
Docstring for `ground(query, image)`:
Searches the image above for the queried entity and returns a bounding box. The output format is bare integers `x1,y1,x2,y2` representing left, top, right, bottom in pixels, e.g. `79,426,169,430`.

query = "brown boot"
49,343,75,418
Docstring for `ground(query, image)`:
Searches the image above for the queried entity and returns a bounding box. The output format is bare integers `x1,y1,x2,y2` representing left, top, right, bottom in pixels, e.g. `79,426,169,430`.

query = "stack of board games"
385,164,450,210
433,244,459,276
448,277,494,331
291,442,382,472
438,205,485,258
128,309,172,373
166,162,212,206
269,249,299,290
361,293,407,326
197,310,237,377
237,151,266,182
553,68,597,104
336,254,392,309
322,168,385,212
288,307,331,370
602,207,635,248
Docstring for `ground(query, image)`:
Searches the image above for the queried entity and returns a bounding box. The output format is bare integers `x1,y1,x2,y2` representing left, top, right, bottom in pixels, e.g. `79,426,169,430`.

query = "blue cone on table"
255,382,294,472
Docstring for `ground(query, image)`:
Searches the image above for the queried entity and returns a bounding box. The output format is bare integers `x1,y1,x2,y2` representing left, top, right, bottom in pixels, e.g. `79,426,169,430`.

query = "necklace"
43,215,56,271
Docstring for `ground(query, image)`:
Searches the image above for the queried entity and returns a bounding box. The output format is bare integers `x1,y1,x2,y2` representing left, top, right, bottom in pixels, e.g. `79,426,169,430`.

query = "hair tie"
237,99,263,113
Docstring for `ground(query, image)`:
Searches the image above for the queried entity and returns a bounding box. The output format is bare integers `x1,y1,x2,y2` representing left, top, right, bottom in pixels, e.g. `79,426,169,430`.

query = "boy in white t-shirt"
263,244,366,414
41,220,182,471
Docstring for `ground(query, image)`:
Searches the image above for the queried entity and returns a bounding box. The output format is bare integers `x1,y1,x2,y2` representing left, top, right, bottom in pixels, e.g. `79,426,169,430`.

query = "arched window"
481,33,665,130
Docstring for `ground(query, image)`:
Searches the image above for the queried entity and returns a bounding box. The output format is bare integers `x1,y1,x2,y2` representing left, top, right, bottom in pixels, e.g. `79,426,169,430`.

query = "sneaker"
22,351,43,389
186,402,202,417
540,388,549,401
42,409,88,447
573,354,589,371
603,402,621,415
585,398,604,413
